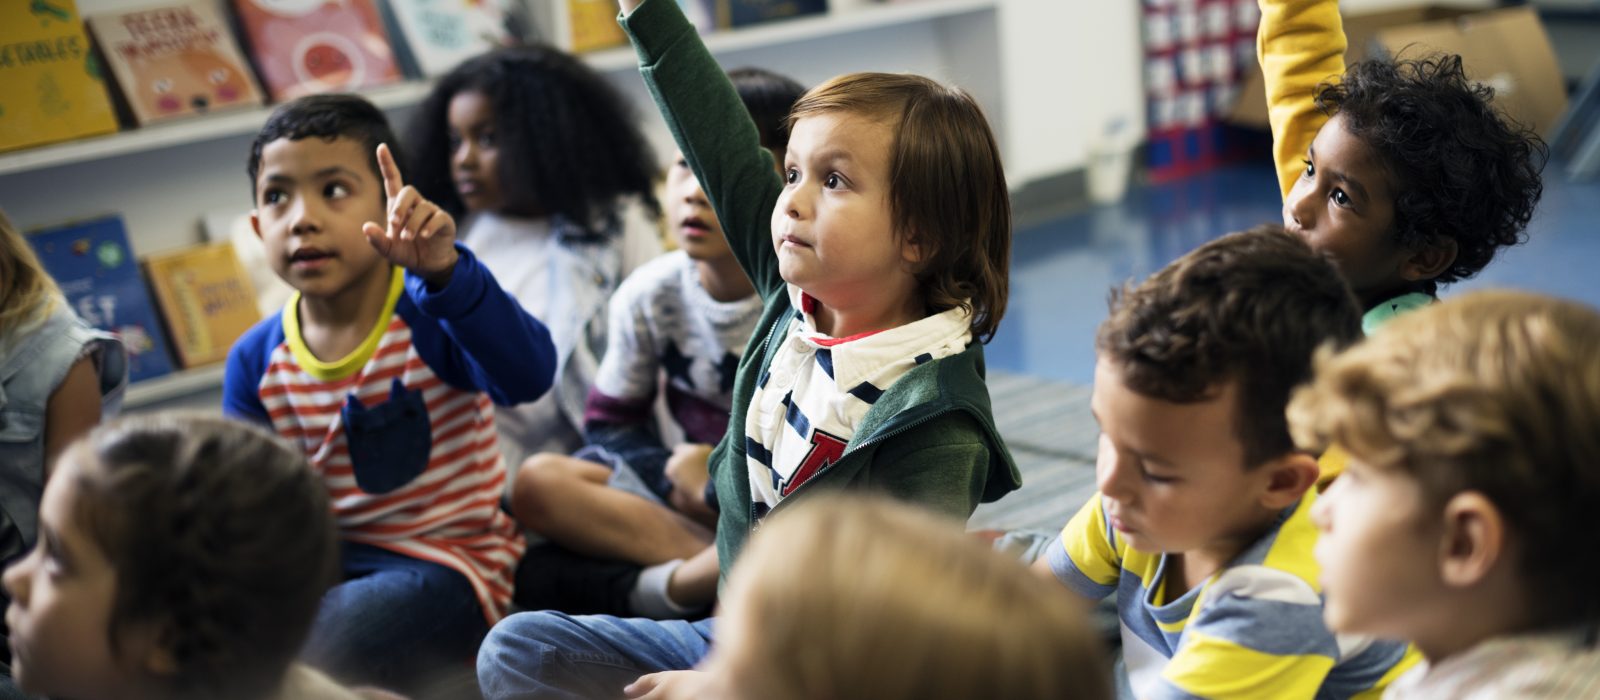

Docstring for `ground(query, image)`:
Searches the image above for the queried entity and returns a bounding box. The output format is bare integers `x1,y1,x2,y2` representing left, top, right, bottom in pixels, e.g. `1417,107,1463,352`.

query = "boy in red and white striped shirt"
223,94,557,694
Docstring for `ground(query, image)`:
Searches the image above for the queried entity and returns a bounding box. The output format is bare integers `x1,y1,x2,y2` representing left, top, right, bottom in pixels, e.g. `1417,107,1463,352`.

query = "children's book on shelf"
200,208,293,317
231,0,401,101
0,0,120,153
714,0,827,28
25,216,174,383
530,0,627,53
143,241,261,369
379,0,516,77
86,0,265,126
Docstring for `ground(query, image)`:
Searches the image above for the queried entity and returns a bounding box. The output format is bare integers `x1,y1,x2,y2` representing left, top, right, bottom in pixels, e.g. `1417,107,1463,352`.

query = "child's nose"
1094,437,1133,500
2,552,33,605
1286,183,1316,232
290,198,322,234
1310,481,1339,531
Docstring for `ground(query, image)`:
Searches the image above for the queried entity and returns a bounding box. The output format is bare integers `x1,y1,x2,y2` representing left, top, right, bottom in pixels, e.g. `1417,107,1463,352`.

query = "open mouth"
678,216,711,238
290,247,334,267
456,179,482,197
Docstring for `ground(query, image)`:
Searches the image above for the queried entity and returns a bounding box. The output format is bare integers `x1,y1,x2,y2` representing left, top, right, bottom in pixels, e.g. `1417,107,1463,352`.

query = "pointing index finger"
376,143,403,200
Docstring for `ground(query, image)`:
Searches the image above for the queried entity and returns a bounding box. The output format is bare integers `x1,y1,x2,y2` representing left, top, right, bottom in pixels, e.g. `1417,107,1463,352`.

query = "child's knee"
511,454,580,528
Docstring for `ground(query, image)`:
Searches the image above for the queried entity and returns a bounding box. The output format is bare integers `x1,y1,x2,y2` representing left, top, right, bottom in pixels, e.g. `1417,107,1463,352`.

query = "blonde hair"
0,208,60,339
788,73,1010,342
711,495,1111,700
1288,290,1600,626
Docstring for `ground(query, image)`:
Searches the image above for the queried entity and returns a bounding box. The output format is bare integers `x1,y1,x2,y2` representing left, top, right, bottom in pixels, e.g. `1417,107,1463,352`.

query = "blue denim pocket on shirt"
343,378,431,494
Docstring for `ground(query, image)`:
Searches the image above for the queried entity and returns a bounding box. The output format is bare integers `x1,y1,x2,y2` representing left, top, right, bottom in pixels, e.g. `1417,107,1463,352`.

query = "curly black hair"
404,46,659,231
247,94,402,205
1316,54,1546,286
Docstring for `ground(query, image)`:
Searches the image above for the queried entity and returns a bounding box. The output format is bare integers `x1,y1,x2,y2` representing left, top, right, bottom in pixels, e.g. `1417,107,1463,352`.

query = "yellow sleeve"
1050,494,1123,596
1258,0,1347,200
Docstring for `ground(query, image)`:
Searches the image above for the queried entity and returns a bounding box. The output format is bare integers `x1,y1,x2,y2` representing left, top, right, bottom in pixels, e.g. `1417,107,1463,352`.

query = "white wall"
998,0,1145,183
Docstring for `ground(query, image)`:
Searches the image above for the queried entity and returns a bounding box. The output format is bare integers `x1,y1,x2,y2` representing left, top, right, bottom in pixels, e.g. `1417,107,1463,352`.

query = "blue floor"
987,162,1600,385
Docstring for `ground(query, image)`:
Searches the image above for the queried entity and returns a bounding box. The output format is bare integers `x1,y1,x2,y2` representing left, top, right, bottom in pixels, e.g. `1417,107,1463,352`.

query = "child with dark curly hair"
1257,0,1544,333
1,414,359,700
405,46,666,469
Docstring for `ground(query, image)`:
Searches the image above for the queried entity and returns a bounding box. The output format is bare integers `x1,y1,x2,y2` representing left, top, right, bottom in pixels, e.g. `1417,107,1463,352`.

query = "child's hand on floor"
363,143,459,288
624,670,711,700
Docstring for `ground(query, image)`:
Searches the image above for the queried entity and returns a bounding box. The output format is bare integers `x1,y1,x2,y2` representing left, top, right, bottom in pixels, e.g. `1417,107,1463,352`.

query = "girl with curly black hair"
1258,0,1545,333
405,46,664,468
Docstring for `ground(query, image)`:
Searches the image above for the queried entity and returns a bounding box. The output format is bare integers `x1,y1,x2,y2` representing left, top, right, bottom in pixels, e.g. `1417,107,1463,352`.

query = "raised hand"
363,143,459,287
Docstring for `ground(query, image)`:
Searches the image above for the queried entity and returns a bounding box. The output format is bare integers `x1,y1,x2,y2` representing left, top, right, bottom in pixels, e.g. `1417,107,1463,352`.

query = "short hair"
789,73,1010,342
1097,225,1363,468
1315,55,1545,288
727,67,806,154
404,46,660,228
69,414,338,700
1288,290,1600,628
247,94,402,204
715,494,1111,700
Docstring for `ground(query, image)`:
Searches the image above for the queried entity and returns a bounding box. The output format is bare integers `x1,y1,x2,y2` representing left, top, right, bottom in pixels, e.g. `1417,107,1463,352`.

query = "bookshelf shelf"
124,364,227,409
0,0,996,178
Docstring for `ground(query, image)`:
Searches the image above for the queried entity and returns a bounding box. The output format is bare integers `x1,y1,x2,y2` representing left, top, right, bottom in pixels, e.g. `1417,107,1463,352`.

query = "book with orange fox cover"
87,0,264,126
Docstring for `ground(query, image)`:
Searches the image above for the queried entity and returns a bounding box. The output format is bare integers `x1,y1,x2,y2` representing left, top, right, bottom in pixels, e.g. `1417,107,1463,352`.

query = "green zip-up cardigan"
621,0,1023,584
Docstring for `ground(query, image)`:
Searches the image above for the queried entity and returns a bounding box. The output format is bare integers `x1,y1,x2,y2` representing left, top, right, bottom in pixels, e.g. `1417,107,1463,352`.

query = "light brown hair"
0,208,61,339
711,495,1112,700
1288,290,1600,627
69,413,338,700
1097,224,1363,468
789,73,1010,342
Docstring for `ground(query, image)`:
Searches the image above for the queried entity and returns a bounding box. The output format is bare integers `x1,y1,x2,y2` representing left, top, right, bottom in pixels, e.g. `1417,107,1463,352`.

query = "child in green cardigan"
477,0,1022,696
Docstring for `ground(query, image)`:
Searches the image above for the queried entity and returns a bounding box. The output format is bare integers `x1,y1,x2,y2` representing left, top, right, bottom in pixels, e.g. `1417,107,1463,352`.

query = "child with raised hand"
405,46,664,468
1033,226,1419,700
2,413,359,700
1258,0,1544,333
510,66,806,618
629,494,1112,700
475,0,1021,694
225,94,557,693
1288,291,1600,698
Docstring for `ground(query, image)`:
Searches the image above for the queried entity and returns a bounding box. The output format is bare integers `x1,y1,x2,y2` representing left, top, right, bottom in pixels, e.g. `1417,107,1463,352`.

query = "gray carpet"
969,371,1100,533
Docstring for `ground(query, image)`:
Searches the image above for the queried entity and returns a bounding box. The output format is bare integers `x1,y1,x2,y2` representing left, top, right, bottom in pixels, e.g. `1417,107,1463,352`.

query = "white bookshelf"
0,0,996,178
123,364,228,409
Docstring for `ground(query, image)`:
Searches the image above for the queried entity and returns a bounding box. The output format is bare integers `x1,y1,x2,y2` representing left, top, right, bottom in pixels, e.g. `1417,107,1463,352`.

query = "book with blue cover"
26,215,174,383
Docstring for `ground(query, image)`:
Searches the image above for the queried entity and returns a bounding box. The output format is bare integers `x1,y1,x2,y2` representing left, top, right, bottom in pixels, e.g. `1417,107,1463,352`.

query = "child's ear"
1437,490,1505,589
1259,452,1320,510
250,211,262,240
1400,237,1458,282
899,232,927,267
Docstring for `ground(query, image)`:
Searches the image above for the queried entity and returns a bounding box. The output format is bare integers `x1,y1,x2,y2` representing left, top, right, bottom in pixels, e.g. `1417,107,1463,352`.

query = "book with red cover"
231,0,401,101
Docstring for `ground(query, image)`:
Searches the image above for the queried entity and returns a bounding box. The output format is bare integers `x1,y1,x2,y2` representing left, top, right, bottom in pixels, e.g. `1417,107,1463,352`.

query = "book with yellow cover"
87,0,265,126
0,0,119,153
144,241,261,368
532,0,626,53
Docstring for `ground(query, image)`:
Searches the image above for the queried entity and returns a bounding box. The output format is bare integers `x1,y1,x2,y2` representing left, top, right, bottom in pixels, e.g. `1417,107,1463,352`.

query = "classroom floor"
986,160,1600,386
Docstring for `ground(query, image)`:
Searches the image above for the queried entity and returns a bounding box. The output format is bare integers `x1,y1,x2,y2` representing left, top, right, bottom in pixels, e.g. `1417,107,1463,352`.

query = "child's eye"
676,158,689,169
477,131,496,149
447,131,462,152
785,168,799,184
262,189,286,205
324,182,351,199
824,173,842,189
1330,189,1351,207
1301,158,1315,177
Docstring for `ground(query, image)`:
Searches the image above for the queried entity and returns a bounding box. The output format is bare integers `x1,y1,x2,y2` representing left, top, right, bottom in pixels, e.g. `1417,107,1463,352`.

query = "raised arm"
619,0,786,298
1258,0,1347,200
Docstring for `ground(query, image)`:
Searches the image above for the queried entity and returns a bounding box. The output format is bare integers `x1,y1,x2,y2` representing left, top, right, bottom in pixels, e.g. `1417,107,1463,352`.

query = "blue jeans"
477,612,716,700
302,542,489,692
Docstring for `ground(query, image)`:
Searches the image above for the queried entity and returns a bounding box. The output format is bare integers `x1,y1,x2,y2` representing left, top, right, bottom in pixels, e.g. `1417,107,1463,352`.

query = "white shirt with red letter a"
743,286,971,518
